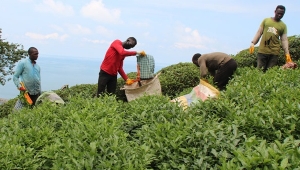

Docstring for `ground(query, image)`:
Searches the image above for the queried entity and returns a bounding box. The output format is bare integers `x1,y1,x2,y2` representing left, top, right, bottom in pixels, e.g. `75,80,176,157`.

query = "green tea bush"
2,82,299,169
55,83,97,101
158,62,200,98
1,56,300,169
0,95,152,169
0,98,17,118
233,49,257,68
224,66,300,141
221,136,300,169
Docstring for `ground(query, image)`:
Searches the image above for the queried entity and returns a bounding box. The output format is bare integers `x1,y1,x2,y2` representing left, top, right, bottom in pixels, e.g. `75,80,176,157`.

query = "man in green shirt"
249,5,290,72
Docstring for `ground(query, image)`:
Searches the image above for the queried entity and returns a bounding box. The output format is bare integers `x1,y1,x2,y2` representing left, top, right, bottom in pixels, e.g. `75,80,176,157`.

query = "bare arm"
251,26,263,45
281,34,290,55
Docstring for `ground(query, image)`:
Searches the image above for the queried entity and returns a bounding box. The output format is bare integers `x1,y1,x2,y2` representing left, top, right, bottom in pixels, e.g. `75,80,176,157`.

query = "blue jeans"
257,53,278,72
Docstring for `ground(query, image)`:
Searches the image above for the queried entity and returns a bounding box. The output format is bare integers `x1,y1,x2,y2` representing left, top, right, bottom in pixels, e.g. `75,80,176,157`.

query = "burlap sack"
121,74,162,102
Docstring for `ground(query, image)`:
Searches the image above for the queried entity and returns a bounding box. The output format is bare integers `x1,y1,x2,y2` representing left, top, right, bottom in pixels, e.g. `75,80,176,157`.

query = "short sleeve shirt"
258,18,287,55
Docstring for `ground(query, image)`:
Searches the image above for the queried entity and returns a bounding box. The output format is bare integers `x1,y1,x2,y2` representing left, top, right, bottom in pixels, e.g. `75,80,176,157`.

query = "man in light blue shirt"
13,47,41,105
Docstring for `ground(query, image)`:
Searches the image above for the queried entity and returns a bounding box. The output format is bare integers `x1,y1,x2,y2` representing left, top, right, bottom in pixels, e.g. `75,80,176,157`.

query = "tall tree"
0,28,27,85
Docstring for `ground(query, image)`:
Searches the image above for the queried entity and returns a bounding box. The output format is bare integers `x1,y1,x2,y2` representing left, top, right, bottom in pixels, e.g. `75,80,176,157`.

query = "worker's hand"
126,78,134,85
285,54,292,63
249,43,254,54
137,51,146,56
282,62,297,69
19,87,26,91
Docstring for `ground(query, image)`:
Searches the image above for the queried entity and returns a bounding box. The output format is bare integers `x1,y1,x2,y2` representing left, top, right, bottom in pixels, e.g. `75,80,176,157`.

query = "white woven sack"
122,74,162,102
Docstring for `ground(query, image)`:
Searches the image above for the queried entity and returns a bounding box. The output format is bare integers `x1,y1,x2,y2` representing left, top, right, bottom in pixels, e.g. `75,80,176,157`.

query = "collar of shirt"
27,58,36,64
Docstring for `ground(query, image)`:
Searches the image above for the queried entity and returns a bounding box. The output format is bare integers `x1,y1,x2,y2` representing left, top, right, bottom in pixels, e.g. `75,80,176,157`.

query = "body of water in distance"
0,54,167,100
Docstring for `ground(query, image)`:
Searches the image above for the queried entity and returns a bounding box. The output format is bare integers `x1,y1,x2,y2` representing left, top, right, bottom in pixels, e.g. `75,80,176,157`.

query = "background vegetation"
0,35,300,169
0,29,28,85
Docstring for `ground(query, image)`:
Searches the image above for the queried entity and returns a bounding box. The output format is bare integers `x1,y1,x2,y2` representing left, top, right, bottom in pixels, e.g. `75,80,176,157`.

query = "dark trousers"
257,53,278,72
29,93,40,106
97,70,117,97
214,59,237,91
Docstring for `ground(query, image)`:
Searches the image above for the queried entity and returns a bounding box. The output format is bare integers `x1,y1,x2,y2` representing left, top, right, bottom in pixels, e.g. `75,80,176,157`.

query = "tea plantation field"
1,63,300,169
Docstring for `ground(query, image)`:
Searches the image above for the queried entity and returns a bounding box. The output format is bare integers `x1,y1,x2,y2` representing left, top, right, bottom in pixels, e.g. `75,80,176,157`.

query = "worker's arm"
251,26,263,45
281,34,290,55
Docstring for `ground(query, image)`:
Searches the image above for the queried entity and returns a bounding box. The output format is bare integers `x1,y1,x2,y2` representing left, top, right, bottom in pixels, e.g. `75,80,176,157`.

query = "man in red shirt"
97,37,143,97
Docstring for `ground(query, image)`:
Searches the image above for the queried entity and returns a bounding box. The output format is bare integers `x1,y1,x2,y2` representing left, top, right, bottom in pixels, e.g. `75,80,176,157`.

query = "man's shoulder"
263,17,271,20
279,20,287,27
112,39,122,43
110,39,122,47
17,58,28,64
260,17,271,23
205,52,229,57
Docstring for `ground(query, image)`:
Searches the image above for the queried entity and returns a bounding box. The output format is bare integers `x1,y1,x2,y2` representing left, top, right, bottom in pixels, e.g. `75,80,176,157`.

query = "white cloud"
50,25,64,32
58,34,68,41
81,0,121,23
83,38,109,44
66,24,91,35
174,25,214,49
95,26,114,37
51,24,91,35
25,32,68,41
35,0,74,17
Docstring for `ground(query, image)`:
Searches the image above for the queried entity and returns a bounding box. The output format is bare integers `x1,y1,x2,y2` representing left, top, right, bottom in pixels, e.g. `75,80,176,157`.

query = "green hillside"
1,62,300,169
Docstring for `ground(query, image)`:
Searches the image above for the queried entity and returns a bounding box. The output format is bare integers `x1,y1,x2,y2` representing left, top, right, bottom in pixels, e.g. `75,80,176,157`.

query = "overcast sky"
1,0,300,65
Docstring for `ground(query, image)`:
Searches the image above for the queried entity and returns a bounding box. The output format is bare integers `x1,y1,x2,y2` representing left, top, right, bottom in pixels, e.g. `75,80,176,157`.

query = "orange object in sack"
20,82,33,105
